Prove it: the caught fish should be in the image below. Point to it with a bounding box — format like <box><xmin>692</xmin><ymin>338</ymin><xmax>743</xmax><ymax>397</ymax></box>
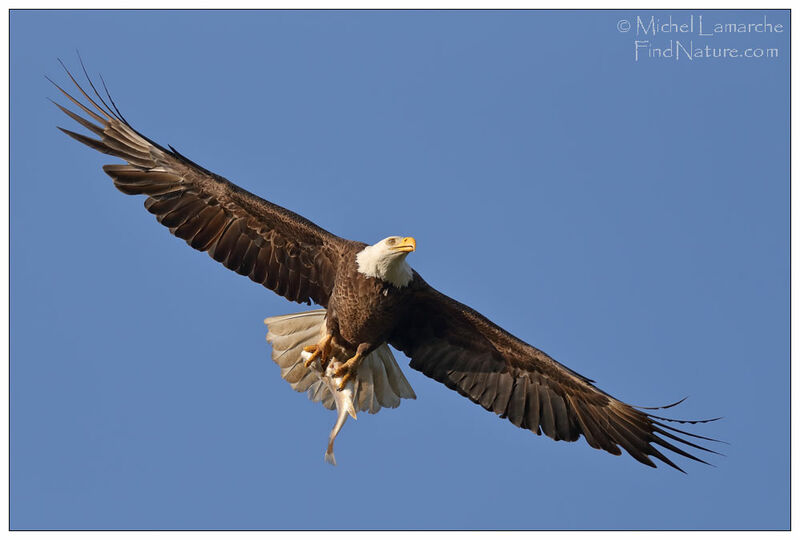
<box><xmin>300</xmin><ymin>350</ymin><xmax>357</xmax><ymax>466</ymax></box>
<box><xmin>322</xmin><ymin>359</ymin><xmax>358</xmax><ymax>466</ymax></box>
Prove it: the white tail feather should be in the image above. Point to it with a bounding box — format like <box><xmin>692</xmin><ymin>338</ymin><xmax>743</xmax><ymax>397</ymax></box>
<box><xmin>265</xmin><ymin>310</ymin><xmax>416</xmax><ymax>412</ymax></box>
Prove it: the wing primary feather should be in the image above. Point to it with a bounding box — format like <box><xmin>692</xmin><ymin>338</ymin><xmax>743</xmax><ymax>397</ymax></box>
<box><xmin>648</xmin><ymin>431</ymin><xmax>712</xmax><ymax>468</ymax></box>
<box><xmin>644</xmin><ymin>447</ymin><xmax>685</xmax><ymax>473</ymax></box>
<box><xmin>57</xmin><ymin>127</ymin><xmax>110</xmax><ymax>155</ymax></box>
<box><xmin>100</xmin><ymin>136</ymin><xmax>151</xmax><ymax>162</ymax></box>
<box><xmin>50</xmin><ymin>100</ymin><xmax>105</xmax><ymax>136</ymax></box>
<box><xmin>650</xmin><ymin>425</ymin><xmax>723</xmax><ymax>456</ymax></box>
<box><xmin>598</xmin><ymin>423</ymin><xmax>636</xmax><ymax>458</ymax></box>
<box><xmin>99</xmin><ymin>72</ymin><xmax>129</xmax><ymax>124</ymax></box>
<box><xmin>650</xmin><ymin>419</ymin><xmax>725</xmax><ymax>443</ymax></box>
<box><xmin>633</xmin><ymin>396</ymin><xmax>689</xmax><ymax>410</ymax></box>
<box><xmin>604</xmin><ymin>420</ymin><xmax>660</xmax><ymax>465</ymax></box>
<box><xmin>76</xmin><ymin>51</ymin><xmax>119</xmax><ymax>121</ymax></box>
<box><xmin>47</xmin><ymin>75</ymin><xmax>107</xmax><ymax>125</ymax></box>
<box><xmin>582</xmin><ymin>404</ymin><xmax>621</xmax><ymax>453</ymax></box>
<box><xmin>647</xmin><ymin>414</ymin><xmax>723</xmax><ymax>425</ymax></box>
<box><xmin>614</xmin><ymin>410</ymin><xmax>713</xmax><ymax>467</ymax></box>
<box><xmin>567</xmin><ymin>400</ymin><xmax>605</xmax><ymax>450</ymax></box>
<box><xmin>57</xmin><ymin>58</ymin><xmax>113</xmax><ymax>122</ymax></box>
<box><xmin>105</xmin><ymin>123</ymin><xmax>150</xmax><ymax>152</ymax></box>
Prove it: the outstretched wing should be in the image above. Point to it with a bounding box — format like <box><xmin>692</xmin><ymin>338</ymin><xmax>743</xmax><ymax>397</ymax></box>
<box><xmin>51</xmin><ymin>62</ymin><xmax>352</xmax><ymax>307</ymax></box>
<box><xmin>390</xmin><ymin>278</ymin><xmax>720</xmax><ymax>472</ymax></box>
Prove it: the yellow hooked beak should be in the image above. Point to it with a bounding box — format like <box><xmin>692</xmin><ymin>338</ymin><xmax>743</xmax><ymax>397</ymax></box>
<box><xmin>392</xmin><ymin>237</ymin><xmax>416</xmax><ymax>253</ymax></box>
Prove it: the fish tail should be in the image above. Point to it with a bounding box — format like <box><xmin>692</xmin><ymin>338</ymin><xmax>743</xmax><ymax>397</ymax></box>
<box><xmin>324</xmin><ymin>440</ymin><xmax>337</xmax><ymax>466</ymax></box>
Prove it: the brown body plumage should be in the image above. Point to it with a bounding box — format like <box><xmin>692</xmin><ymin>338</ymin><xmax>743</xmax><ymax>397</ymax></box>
<box><xmin>51</xmin><ymin>60</ymin><xmax>721</xmax><ymax>472</ymax></box>
<box><xmin>328</xmin><ymin>249</ymin><xmax>414</xmax><ymax>352</ymax></box>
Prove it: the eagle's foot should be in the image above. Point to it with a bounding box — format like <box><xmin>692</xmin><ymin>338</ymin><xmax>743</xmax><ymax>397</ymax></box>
<box><xmin>334</xmin><ymin>352</ymin><xmax>364</xmax><ymax>391</ymax></box>
<box><xmin>303</xmin><ymin>334</ymin><xmax>333</xmax><ymax>370</ymax></box>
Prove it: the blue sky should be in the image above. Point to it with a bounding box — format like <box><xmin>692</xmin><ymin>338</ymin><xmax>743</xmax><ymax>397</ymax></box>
<box><xmin>11</xmin><ymin>10</ymin><xmax>789</xmax><ymax>530</ymax></box>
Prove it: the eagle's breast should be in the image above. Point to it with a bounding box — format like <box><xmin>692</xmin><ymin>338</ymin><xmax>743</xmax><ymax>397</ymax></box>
<box><xmin>327</xmin><ymin>252</ymin><xmax>413</xmax><ymax>350</ymax></box>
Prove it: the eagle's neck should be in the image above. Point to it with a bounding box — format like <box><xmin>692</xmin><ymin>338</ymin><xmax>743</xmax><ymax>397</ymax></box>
<box><xmin>355</xmin><ymin>245</ymin><xmax>413</xmax><ymax>288</ymax></box>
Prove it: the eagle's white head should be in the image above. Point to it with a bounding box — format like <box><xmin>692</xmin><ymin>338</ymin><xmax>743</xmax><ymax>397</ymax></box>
<box><xmin>356</xmin><ymin>236</ymin><xmax>416</xmax><ymax>288</ymax></box>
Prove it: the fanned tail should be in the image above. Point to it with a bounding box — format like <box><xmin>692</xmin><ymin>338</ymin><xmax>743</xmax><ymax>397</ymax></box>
<box><xmin>264</xmin><ymin>310</ymin><xmax>416</xmax><ymax>412</ymax></box>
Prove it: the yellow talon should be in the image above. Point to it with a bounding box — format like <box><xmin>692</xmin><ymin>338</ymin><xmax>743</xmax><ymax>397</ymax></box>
<box><xmin>337</xmin><ymin>372</ymin><xmax>352</xmax><ymax>391</ymax></box>
<box><xmin>334</xmin><ymin>352</ymin><xmax>363</xmax><ymax>391</ymax></box>
<box><xmin>303</xmin><ymin>346</ymin><xmax>321</xmax><ymax>368</ymax></box>
<box><xmin>303</xmin><ymin>334</ymin><xmax>333</xmax><ymax>369</ymax></box>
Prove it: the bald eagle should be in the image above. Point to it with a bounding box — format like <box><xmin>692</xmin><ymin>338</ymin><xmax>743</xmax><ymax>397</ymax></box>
<box><xmin>51</xmin><ymin>61</ymin><xmax>720</xmax><ymax>472</ymax></box>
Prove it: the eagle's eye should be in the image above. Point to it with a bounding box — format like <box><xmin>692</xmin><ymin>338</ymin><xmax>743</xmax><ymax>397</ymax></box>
<box><xmin>386</xmin><ymin>238</ymin><xmax>397</xmax><ymax>246</ymax></box>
